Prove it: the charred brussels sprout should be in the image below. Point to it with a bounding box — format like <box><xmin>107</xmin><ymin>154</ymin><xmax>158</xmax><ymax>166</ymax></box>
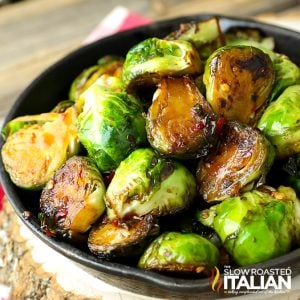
<box><xmin>122</xmin><ymin>38</ymin><xmax>203</xmax><ymax>91</ymax></box>
<box><xmin>1</xmin><ymin>107</ymin><xmax>79</xmax><ymax>190</ymax></box>
<box><xmin>258</xmin><ymin>85</ymin><xmax>300</xmax><ymax>158</ymax></box>
<box><xmin>270</xmin><ymin>54</ymin><xmax>300</xmax><ymax>101</ymax></box>
<box><xmin>40</xmin><ymin>156</ymin><xmax>106</xmax><ymax>239</ymax></box>
<box><xmin>88</xmin><ymin>215</ymin><xmax>159</xmax><ymax>258</ymax></box>
<box><xmin>105</xmin><ymin>148</ymin><xmax>196</xmax><ymax>219</ymax></box>
<box><xmin>77</xmin><ymin>85</ymin><xmax>147</xmax><ymax>172</ymax></box>
<box><xmin>197</xmin><ymin>121</ymin><xmax>274</xmax><ymax>202</ymax></box>
<box><xmin>138</xmin><ymin>232</ymin><xmax>219</xmax><ymax>274</ymax></box>
<box><xmin>146</xmin><ymin>76</ymin><xmax>217</xmax><ymax>158</ymax></box>
<box><xmin>198</xmin><ymin>186</ymin><xmax>300</xmax><ymax>266</ymax></box>
<box><xmin>69</xmin><ymin>55</ymin><xmax>123</xmax><ymax>102</ymax></box>
<box><xmin>166</xmin><ymin>17</ymin><xmax>224</xmax><ymax>60</ymax></box>
<box><xmin>204</xmin><ymin>45</ymin><xmax>275</xmax><ymax>125</ymax></box>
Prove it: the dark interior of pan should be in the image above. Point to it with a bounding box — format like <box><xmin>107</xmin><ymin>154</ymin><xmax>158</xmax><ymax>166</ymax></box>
<box><xmin>0</xmin><ymin>14</ymin><xmax>300</xmax><ymax>296</ymax></box>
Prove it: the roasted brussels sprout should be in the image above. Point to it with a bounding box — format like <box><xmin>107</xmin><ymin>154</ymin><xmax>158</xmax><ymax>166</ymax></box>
<box><xmin>225</xmin><ymin>27</ymin><xmax>275</xmax><ymax>51</ymax></box>
<box><xmin>105</xmin><ymin>148</ymin><xmax>196</xmax><ymax>220</ymax></box>
<box><xmin>204</xmin><ymin>45</ymin><xmax>275</xmax><ymax>125</ymax></box>
<box><xmin>88</xmin><ymin>214</ymin><xmax>159</xmax><ymax>258</ymax></box>
<box><xmin>270</xmin><ymin>54</ymin><xmax>300</xmax><ymax>101</ymax></box>
<box><xmin>258</xmin><ymin>85</ymin><xmax>300</xmax><ymax>158</ymax></box>
<box><xmin>197</xmin><ymin>121</ymin><xmax>274</xmax><ymax>202</ymax></box>
<box><xmin>40</xmin><ymin>156</ymin><xmax>106</xmax><ymax>239</ymax></box>
<box><xmin>1</xmin><ymin>112</ymin><xmax>60</xmax><ymax>140</ymax></box>
<box><xmin>138</xmin><ymin>232</ymin><xmax>219</xmax><ymax>274</ymax></box>
<box><xmin>166</xmin><ymin>17</ymin><xmax>224</xmax><ymax>60</ymax></box>
<box><xmin>198</xmin><ymin>186</ymin><xmax>300</xmax><ymax>266</ymax></box>
<box><xmin>77</xmin><ymin>85</ymin><xmax>147</xmax><ymax>172</ymax></box>
<box><xmin>1</xmin><ymin>107</ymin><xmax>79</xmax><ymax>189</ymax></box>
<box><xmin>69</xmin><ymin>55</ymin><xmax>124</xmax><ymax>102</ymax></box>
<box><xmin>146</xmin><ymin>76</ymin><xmax>217</xmax><ymax>158</ymax></box>
<box><xmin>122</xmin><ymin>37</ymin><xmax>203</xmax><ymax>90</ymax></box>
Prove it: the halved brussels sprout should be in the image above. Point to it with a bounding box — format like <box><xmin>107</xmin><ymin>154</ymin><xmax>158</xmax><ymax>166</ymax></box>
<box><xmin>77</xmin><ymin>85</ymin><xmax>147</xmax><ymax>172</ymax></box>
<box><xmin>105</xmin><ymin>148</ymin><xmax>196</xmax><ymax>220</ymax></box>
<box><xmin>225</xmin><ymin>27</ymin><xmax>275</xmax><ymax>51</ymax></box>
<box><xmin>1</xmin><ymin>112</ymin><xmax>60</xmax><ymax>140</ymax></box>
<box><xmin>166</xmin><ymin>17</ymin><xmax>224</xmax><ymax>60</ymax></box>
<box><xmin>270</xmin><ymin>54</ymin><xmax>300</xmax><ymax>101</ymax></box>
<box><xmin>138</xmin><ymin>232</ymin><xmax>219</xmax><ymax>274</ymax></box>
<box><xmin>258</xmin><ymin>85</ymin><xmax>300</xmax><ymax>158</ymax></box>
<box><xmin>122</xmin><ymin>37</ymin><xmax>203</xmax><ymax>91</ymax></box>
<box><xmin>146</xmin><ymin>76</ymin><xmax>217</xmax><ymax>158</ymax></box>
<box><xmin>204</xmin><ymin>45</ymin><xmax>275</xmax><ymax>125</ymax></box>
<box><xmin>198</xmin><ymin>186</ymin><xmax>300</xmax><ymax>266</ymax></box>
<box><xmin>197</xmin><ymin>121</ymin><xmax>274</xmax><ymax>202</ymax></box>
<box><xmin>1</xmin><ymin>107</ymin><xmax>79</xmax><ymax>189</ymax></box>
<box><xmin>88</xmin><ymin>214</ymin><xmax>159</xmax><ymax>258</ymax></box>
<box><xmin>40</xmin><ymin>156</ymin><xmax>106</xmax><ymax>239</ymax></box>
<box><xmin>69</xmin><ymin>55</ymin><xmax>124</xmax><ymax>102</ymax></box>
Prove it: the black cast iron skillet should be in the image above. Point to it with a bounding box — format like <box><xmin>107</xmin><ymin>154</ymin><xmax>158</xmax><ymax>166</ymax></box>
<box><xmin>1</xmin><ymin>14</ymin><xmax>300</xmax><ymax>297</ymax></box>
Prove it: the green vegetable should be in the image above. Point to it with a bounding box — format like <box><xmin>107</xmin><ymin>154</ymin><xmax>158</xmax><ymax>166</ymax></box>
<box><xmin>271</xmin><ymin>54</ymin><xmax>300</xmax><ymax>101</ymax></box>
<box><xmin>69</xmin><ymin>55</ymin><xmax>124</xmax><ymax>102</ymax></box>
<box><xmin>2</xmin><ymin>114</ymin><xmax>55</xmax><ymax>140</ymax></box>
<box><xmin>105</xmin><ymin>148</ymin><xmax>196</xmax><ymax>219</ymax></box>
<box><xmin>146</xmin><ymin>76</ymin><xmax>217</xmax><ymax>158</ymax></box>
<box><xmin>122</xmin><ymin>37</ymin><xmax>203</xmax><ymax>90</ymax></box>
<box><xmin>204</xmin><ymin>45</ymin><xmax>275</xmax><ymax>125</ymax></box>
<box><xmin>166</xmin><ymin>17</ymin><xmax>225</xmax><ymax>60</ymax></box>
<box><xmin>1</xmin><ymin>107</ymin><xmax>79</xmax><ymax>189</ymax></box>
<box><xmin>77</xmin><ymin>84</ymin><xmax>147</xmax><ymax>172</ymax></box>
<box><xmin>225</xmin><ymin>27</ymin><xmax>275</xmax><ymax>51</ymax></box>
<box><xmin>138</xmin><ymin>232</ymin><xmax>219</xmax><ymax>274</ymax></box>
<box><xmin>258</xmin><ymin>85</ymin><xmax>300</xmax><ymax>158</ymax></box>
<box><xmin>198</xmin><ymin>186</ymin><xmax>300</xmax><ymax>266</ymax></box>
<box><xmin>197</xmin><ymin>121</ymin><xmax>274</xmax><ymax>202</ymax></box>
<box><xmin>88</xmin><ymin>214</ymin><xmax>159</xmax><ymax>258</ymax></box>
<box><xmin>40</xmin><ymin>156</ymin><xmax>106</xmax><ymax>239</ymax></box>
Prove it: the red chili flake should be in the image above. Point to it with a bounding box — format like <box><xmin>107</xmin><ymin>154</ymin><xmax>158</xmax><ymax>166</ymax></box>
<box><xmin>112</xmin><ymin>218</ymin><xmax>123</xmax><ymax>227</ymax></box>
<box><xmin>216</xmin><ymin>117</ymin><xmax>226</xmax><ymax>135</ymax></box>
<box><xmin>192</xmin><ymin>121</ymin><xmax>206</xmax><ymax>132</ymax></box>
<box><xmin>54</xmin><ymin>208</ymin><xmax>68</xmax><ymax>223</ymax></box>
<box><xmin>41</xmin><ymin>226</ymin><xmax>56</xmax><ymax>238</ymax></box>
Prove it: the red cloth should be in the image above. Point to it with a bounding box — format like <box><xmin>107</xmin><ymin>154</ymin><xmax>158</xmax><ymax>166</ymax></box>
<box><xmin>118</xmin><ymin>12</ymin><xmax>151</xmax><ymax>31</ymax></box>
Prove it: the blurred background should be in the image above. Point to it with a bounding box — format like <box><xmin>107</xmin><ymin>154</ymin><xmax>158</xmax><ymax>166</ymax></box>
<box><xmin>0</xmin><ymin>0</ymin><xmax>300</xmax><ymax>120</ymax></box>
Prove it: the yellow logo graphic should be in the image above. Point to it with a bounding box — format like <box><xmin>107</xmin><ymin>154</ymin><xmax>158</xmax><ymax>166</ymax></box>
<box><xmin>209</xmin><ymin>266</ymin><xmax>223</xmax><ymax>293</ymax></box>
